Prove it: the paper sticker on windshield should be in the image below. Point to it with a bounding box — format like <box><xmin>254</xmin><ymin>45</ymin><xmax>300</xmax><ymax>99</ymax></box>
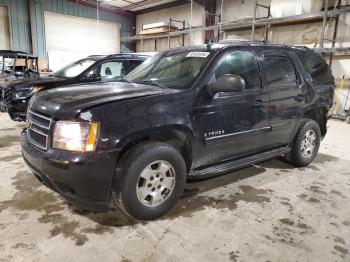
<box><xmin>186</xmin><ymin>52</ymin><xmax>210</xmax><ymax>58</ymax></box>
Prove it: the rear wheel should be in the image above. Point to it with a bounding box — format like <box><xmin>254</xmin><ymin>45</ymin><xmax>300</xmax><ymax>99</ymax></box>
<box><xmin>112</xmin><ymin>142</ymin><xmax>186</xmax><ymax>220</ymax></box>
<box><xmin>287</xmin><ymin>119</ymin><xmax>321</xmax><ymax>167</ymax></box>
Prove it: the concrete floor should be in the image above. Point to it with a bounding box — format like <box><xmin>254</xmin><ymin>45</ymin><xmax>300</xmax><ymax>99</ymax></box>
<box><xmin>0</xmin><ymin>113</ymin><xmax>349</xmax><ymax>262</ymax></box>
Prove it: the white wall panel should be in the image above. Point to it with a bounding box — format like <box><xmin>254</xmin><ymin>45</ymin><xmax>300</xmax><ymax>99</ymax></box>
<box><xmin>44</xmin><ymin>12</ymin><xmax>120</xmax><ymax>71</ymax></box>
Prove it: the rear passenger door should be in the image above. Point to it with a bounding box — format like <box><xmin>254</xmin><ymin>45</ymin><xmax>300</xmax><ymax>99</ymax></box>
<box><xmin>261</xmin><ymin>53</ymin><xmax>304</xmax><ymax>147</ymax></box>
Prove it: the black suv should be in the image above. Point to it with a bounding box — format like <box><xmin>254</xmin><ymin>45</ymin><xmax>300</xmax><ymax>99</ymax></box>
<box><xmin>1</xmin><ymin>53</ymin><xmax>151</xmax><ymax>121</ymax></box>
<box><xmin>21</xmin><ymin>42</ymin><xmax>335</xmax><ymax>220</ymax></box>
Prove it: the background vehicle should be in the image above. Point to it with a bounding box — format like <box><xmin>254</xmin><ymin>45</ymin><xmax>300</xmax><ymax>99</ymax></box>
<box><xmin>0</xmin><ymin>50</ymin><xmax>39</xmax><ymax>83</ymax></box>
<box><xmin>21</xmin><ymin>42</ymin><xmax>335</xmax><ymax>220</ymax></box>
<box><xmin>0</xmin><ymin>53</ymin><xmax>152</xmax><ymax>121</ymax></box>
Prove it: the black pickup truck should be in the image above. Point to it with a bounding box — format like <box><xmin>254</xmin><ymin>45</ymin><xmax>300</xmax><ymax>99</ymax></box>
<box><xmin>21</xmin><ymin>42</ymin><xmax>334</xmax><ymax>220</ymax></box>
<box><xmin>1</xmin><ymin>53</ymin><xmax>151</xmax><ymax>121</ymax></box>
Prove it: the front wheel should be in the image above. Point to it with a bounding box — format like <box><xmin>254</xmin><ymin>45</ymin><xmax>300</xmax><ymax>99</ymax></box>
<box><xmin>288</xmin><ymin>119</ymin><xmax>321</xmax><ymax>167</ymax></box>
<box><xmin>112</xmin><ymin>142</ymin><xmax>186</xmax><ymax>220</ymax></box>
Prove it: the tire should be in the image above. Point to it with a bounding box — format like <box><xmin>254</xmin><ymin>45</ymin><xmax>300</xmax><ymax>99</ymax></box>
<box><xmin>288</xmin><ymin>119</ymin><xmax>321</xmax><ymax>167</ymax></box>
<box><xmin>112</xmin><ymin>142</ymin><xmax>186</xmax><ymax>220</ymax></box>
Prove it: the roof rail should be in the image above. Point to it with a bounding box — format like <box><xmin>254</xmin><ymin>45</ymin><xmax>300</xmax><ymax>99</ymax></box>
<box><xmin>218</xmin><ymin>39</ymin><xmax>271</xmax><ymax>46</ymax></box>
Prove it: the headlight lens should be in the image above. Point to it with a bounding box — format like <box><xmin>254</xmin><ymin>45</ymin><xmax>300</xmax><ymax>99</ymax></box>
<box><xmin>14</xmin><ymin>91</ymin><xmax>28</xmax><ymax>99</ymax></box>
<box><xmin>29</xmin><ymin>86</ymin><xmax>44</xmax><ymax>95</ymax></box>
<box><xmin>14</xmin><ymin>86</ymin><xmax>44</xmax><ymax>99</ymax></box>
<box><xmin>52</xmin><ymin>121</ymin><xmax>99</xmax><ymax>152</ymax></box>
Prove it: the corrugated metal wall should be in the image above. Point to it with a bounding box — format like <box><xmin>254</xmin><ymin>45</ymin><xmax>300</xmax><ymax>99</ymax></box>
<box><xmin>0</xmin><ymin>0</ymin><xmax>133</xmax><ymax>57</ymax></box>
<box><xmin>0</xmin><ymin>0</ymin><xmax>32</xmax><ymax>53</ymax></box>
<box><xmin>31</xmin><ymin>0</ymin><xmax>134</xmax><ymax>58</ymax></box>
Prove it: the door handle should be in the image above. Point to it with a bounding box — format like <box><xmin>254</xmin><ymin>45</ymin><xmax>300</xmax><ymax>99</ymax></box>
<box><xmin>254</xmin><ymin>99</ymin><xmax>264</xmax><ymax>109</ymax></box>
<box><xmin>294</xmin><ymin>94</ymin><xmax>304</xmax><ymax>102</ymax></box>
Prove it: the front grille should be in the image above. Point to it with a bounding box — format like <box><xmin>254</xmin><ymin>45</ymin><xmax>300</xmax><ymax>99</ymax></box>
<box><xmin>27</xmin><ymin>110</ymin><xmax>52</xmax><ymax>150</ymax></box>
<box><xmin>2</xmin><ymin>87</ymin><xmax>12</xmax><ymax>103</ymax></box>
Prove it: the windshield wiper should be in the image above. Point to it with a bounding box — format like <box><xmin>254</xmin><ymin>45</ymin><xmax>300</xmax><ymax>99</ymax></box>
<box><xmin>138</xmin><ymin>79</ymin><xmax>166</xmax><ymax>89</ymax></box>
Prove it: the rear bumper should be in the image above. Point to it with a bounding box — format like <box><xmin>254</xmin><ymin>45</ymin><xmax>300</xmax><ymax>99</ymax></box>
<box><xmin>21</xmin><ymin>129</ymin><xmax>120</xmax><ymax>212</ymax></box>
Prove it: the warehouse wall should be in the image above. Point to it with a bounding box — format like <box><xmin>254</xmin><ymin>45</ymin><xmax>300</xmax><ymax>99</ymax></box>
<box><xmin>31</xmin><ymin>0</ymin><xmax>134</xmax><ymax>59</ymax></box>
<box><xmin>0</xmin><ymin>0</ymin><xmax>133</xmax><ymax>59</ymax></box>
<box><xmin>135</xmin><ymin>2</ymin><xmax>205</xmax><ymax>52</ymax></box>
<box><xmin>0</xmin><ymin>0</ymin><xmax>31</xmax><ymax>53</ymax></box>
<box><xmin>217</xmin><ymin>0</ymin><xmax>350</xmax><ymax>116</ymax></box>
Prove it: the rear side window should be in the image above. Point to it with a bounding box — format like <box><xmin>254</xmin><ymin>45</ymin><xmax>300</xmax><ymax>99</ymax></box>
<box><xmin>263</xmin><ymin>56</ymin><xmax>297</xmax><ymax>89</ymax></box>
<box><xmin>214</xmin><ymin>51</ymin><xmax>260</xmax><ymax>90</ymax></box>
<box><xmin>296</xmin><ymin>50</ymin><xmax>333</xmax><ymax>84</ymax></box>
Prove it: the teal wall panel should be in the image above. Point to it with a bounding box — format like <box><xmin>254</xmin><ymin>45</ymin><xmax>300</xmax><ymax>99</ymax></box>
<box><xmin>0</xmin><ymin>0</ymin><xmax>134</xmax><ymax>58</ymax></box>
<box><xmin>0</xmin><ymin>0</ymin><xmax>32</xmax><ymax>53</ymax></box>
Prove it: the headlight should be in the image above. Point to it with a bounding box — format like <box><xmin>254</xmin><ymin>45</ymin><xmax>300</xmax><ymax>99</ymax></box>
<box><xmin>14</xmin><ymin>91</ymin><xmax>28</xmax><ymax>99</ymax></box>
<box><xmin>14</xmin><ymin>86</ymin><xmax>44</xmax><ymax>99</ymax></box>
<box><xmin>52</xmin><ymin>121</ymin><xmax>99</xmax><ymax>152</ymax></box>
<box><xmin>28</xmin><ymin>86</ymin><xmax>44</xmax><ymax>96</ymax></box>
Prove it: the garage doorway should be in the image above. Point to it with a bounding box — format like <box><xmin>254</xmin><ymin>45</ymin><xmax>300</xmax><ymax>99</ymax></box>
<box><xmin>44</xmin><ymin>12</ymin><xmax>120</xmax><ymax>71</ymax></box>
<box><xmin>0</xmin><ymin>5</ymin><xmax>11</xmax><ymax>50</ymax></box>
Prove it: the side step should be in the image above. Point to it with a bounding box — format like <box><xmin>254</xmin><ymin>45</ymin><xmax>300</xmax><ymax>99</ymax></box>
<box><xmin>188</xmin><ymin>147</ymin><xmax>291</xmax><ymax>179</ymax></box>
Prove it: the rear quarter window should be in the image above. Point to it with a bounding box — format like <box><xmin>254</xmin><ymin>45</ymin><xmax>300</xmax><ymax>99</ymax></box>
<box><xmin>296</xmin><ymin>50</ymin><xmax>334</xmax><ymax>85</ymax></box>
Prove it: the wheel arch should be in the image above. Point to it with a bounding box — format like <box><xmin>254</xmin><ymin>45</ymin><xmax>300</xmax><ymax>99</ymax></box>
<box><xmin>302</xmin><ymin>106</ymin><xmax>328</xmax><ymax>138</ymax></box>
<box><xmin>117</xmin><ymin>125</ymin><xmax>195</xmax><ymax>171</ymax></box>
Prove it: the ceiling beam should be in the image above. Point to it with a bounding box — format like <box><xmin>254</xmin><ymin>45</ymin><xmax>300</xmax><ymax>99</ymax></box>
<box><xmin>66</xmin><ymin>0</ymin><xmax>133</xmax><ymax>18</ymax></box>
<box><xmin>123</xmin><ymin>0</ymin><xmax>172</xmax><ymax>11</ymax></box>
<box><xmin>134</xmin><ymin>0</ymin><xmax>189</xmax><ymax>14</ymax></box>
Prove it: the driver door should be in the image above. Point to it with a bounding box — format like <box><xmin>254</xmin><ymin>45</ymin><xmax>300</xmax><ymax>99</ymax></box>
<box><xmin>194</xmin><ymin>51</ymin><xmax>269</xmax><ymax>166</ymax></box>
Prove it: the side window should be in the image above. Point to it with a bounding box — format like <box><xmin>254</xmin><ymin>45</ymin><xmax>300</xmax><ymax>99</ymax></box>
<box><xmin>213</xmin><ymin>51</ymin><xmax>260</xmax><ymax>90</ymax></box>
<box><xmin>100</xmin><ymin>61</ymin><xmax>126</xmax><ymax>80</ymax></box>
<box><xmin>263</xmin><ymin>56</ymin><xmax>297</xmax><ymax>89</ymax></box>
<box><xmin>296</xmin><ymin>51</ymin><xmax>333</xmax><ymax>84</ymax></box>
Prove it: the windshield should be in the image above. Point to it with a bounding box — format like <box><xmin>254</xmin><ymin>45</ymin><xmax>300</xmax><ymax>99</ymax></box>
<box><xmin>52</xmin><ymin>59</ymin><xmax>95</xmax><ymax>78</ymax></box>
<box><xmin>124</xmin><ymin>50</ymin><xmax>214</xmax><ymax>89</ymax></box>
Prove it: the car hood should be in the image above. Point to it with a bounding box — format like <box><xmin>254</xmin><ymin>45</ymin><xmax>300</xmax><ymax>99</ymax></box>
<box><xmin>29</xmin><ymin>81</ymin><xmax>178</xmax><ymax>119</ymax></box>
<box><xmin>7</xmin><ymin>76</ymin><xmax>67</xmax><ymax>89</ymax></box>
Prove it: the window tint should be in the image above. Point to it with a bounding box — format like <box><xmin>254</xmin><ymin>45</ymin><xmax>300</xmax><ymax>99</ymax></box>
<box><xmin>213</xmin><ymin>51</ymin><xmax>260</xmax><ymax>90</ymax></box>
<box><xmin>263</xmin><ymin>56</ymin><xmax>297</xmax><ymax>89</ymax></box>
<box><xmin>296</xmin><ymin>50</ymin><xmax>333</xmax><ymax>84</ymax></box>
<box><xmin>129</xmin><ymin>60</ymin><xmax>143</xmax><ymax>72</ymax></box>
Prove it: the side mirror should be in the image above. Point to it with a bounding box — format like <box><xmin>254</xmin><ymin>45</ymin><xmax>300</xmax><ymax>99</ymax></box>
<box><xmin>85</xmin><ymin>73</ymin><xmax>101</xmax><ymax>81</ymax></box>
<box><xmin>208</xmin><ymin>74</ymin><xmax>245</xmax><ymax>96</ymax></box>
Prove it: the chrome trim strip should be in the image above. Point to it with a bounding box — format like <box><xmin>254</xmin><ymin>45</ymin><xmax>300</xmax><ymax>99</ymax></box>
<box><xmin>27</xmin><ymin>129</ymin><xmax>48</xmax><ymax>150</ymax></box>
<box><xmin>28</xmin><ymin>109</ymin><xmax>51</xmax><ymax>121</ymax></box>
<box><xmin>30</xmin><ymin>126</ymin><xmax>48</xmax><ymax>137</ymax></box>
<box><xmin>27</xmin><ymin>109</ymin><xmax>52</xmax><ymax>150</ymax></box>
<box><xmin>205</xmin><ymin>126</ymin><xmax>271</xmax><ymax>141</ymax></box>
<box><xmin>27</xmin><ymin>114</ymin><xmax>50</xmax><ymax>130</ymax></box>
<box><xmin>271</xmin><ymin>122</ymin><xmax>289</xmax><ymax>129</ymax></box>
